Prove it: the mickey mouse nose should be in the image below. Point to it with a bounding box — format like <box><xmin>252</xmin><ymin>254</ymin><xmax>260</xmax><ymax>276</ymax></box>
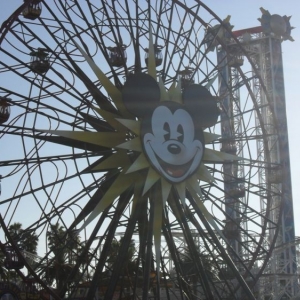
<box><xmin>168</xmin><ymin>144</ymin><xmax>181</xmax><ymax>154</ymax></box>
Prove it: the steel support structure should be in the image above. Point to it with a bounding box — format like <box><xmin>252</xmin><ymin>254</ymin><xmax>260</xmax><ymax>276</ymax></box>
<box><xmin>218</xmin><ymin>47</ymin><xmax>244</xmax><ymax>299</ymax></box>
<box><xmin>220</xmin><ymin>27</ymin><xmax>298</xmax><ymax>299</ymax></box>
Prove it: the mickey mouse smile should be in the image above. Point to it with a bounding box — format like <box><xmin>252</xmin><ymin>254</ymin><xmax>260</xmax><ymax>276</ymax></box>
<box><xmin>144</xmin><ymin>139</ymin><xmax>203</xmax><ymax>182</ymax></box>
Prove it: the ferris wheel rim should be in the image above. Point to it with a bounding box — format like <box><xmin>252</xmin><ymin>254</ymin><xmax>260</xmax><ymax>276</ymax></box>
<box><xmin>0</xmin><ymin>1</ymin><xmax>287</xmax><ymax>299</ymax></box>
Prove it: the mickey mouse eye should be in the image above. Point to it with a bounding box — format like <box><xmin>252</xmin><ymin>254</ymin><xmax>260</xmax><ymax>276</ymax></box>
<box><xmin>177</xmin><ymin>124</ymin><xmax>184</xmax><ymax>143</ymax></box>
<box><xmin>163</xmin><ymin>122</ymin><xmax>170</xmax><ymax>141</ymax></box>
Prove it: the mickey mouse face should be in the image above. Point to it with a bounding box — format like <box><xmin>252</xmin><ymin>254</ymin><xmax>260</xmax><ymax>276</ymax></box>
<box><xmin>142</xmin><ymin>102</ymin><xmax>204</xmax><ymax>183</ymax></box>
<box><xmin>122</xmin><ymin>73</ymin><xmax>219</xmax><ymax>184</ymax></box>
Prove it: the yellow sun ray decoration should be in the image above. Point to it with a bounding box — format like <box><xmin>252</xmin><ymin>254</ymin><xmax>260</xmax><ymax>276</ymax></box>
<box><xmin>43</xmin><ymin>34</ymin><xmax>242</xmax><ymax>279</ymax></box>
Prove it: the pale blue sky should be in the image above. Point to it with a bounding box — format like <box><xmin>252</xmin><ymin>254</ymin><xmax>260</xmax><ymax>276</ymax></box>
<box><xmin>1</xmin><ymin>1</ymin><xmax>299</xmax><ymax>237</ymax></box>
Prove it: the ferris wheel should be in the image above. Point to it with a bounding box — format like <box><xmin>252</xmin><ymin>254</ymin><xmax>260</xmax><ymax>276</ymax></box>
<box><xmin>0</xmin><ymin>1</ymin><xmax>291</xmax><ymax>299</ymax></box>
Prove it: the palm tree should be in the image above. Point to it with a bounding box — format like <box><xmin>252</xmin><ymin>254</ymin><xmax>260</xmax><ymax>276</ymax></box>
<box><xmin>21</xmin><ymin>230</ymin><xmax>39</xmax><ymax>254</ymax></box>
<box><xmin>107</xmin><ymin>237</ymin><xmax>136</xmax><ymax>276</ymax></box>
<box><xmin>177</xmin><ymin>246</ymin><xmax>219</xmax><ymax>299</ymax></box>
<box><xmin>45</xmin><ymin>223</ymin><xmax>81</xmax><ymax>296</ymax></box>
<box><xmin>8</xmin><ymin>222</ymin><xmax>38</xmax><ymax>254</ymax></box>
<box><xmin>66</xmin><ymin>229</ymin><xmax>81</xmax><ymax>265</ymax></box>
<box><xmin>106</xmin><ymin>237</ymin><xmax>137</xmax><ymax>296</ymax></box>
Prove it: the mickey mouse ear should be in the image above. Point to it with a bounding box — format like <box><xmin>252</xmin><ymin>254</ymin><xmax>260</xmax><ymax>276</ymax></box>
<box><xmin>122</xmin><ymin>73</ymin><xmax>160</xmax><ymax>117</ymax></box>
<box><xmin>183</xmin><ymin>84</ymin><xmax>219</xmax><ymax>128</ymax></box>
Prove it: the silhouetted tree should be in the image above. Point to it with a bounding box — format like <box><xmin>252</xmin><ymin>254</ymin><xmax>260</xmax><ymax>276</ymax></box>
<box><xmin>106</xmin><ymin>237</ymin><xmax>137</xmax><ymax>296</ymax></box>
<box><xmin>8</xmin><ymin>222</ymin><xmax>38</xmax><ymax>254</ymax></box>
<box><xmin>45</xmin><ymin>223</ymin><xmax>81</xmax><ymax>295</ymax></box>
<box><xmin>178</xmin><ymin>246</ymin><xmax>219</xmax><ymax>299</ymax></box>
